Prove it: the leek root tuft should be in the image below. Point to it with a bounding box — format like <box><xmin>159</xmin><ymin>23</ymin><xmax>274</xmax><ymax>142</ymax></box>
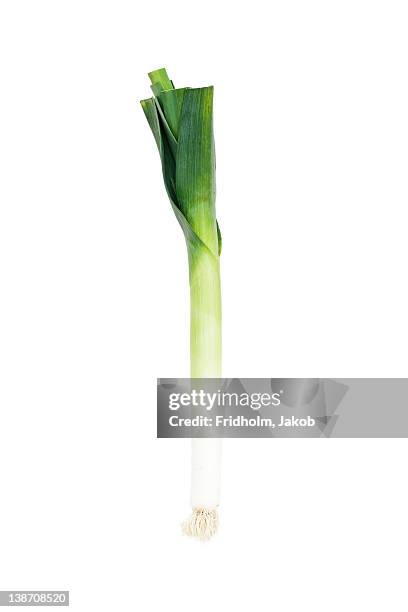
<box><xmin>182</xmin><ymin>508</ymin><xmax>219</xmax><ymax>542</ymax></box>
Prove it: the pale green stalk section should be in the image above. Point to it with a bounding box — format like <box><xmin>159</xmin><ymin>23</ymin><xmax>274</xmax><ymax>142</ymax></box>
<box><xmin>190</xmin><ymin>250</ymin><xmax>221</xmax><ymax>378</ymax></box>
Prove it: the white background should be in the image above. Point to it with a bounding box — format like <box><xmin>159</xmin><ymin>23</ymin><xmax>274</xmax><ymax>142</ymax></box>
<box><xmin>0</xmin><ymin>1</ymin><xmax>407</xmax><ymax>610</ymax></box>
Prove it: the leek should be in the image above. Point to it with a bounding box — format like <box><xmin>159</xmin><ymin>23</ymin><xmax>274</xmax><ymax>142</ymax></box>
<box><xmin>141</xmin><ymin>68</ymin><xmax>222</xmax><ymax>540</ymax></box>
